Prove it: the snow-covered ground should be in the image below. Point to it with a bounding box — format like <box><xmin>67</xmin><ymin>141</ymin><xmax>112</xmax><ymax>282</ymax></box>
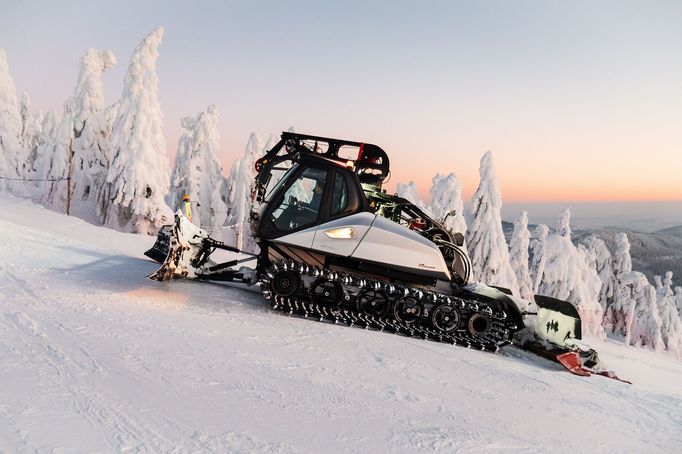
<box><xmin>2</xmin><ymin>197</ymin><xmax>681</xmax><ymax>453</ymax></box>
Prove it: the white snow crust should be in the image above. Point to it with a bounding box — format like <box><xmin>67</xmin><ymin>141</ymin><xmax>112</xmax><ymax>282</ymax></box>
<box><xmin>1</xmin><ymin>196</ymin><xmax>681</xmax><ymax>453</ymax></box>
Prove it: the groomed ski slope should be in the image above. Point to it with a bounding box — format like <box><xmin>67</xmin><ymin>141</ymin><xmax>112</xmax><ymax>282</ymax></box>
<box><xmin>1</xmin><ymin>197</ymin><xmax>681</xmax><ymax>453</ymax></box>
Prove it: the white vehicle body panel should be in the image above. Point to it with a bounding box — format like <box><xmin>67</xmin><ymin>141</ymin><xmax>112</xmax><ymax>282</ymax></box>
<box><xmin>274</xmin><ymin>212</ymin><xmax>450</xmax><ymax>280</ymax></box>
<box><xmin>274</xmin><ymin>224</ymin><xmax>318</xmax><ymax>249</ymax></box>
<box><xmin>351</xmin><ymin>216</ymin><xmax>451</xmax><ymax>279</ymax></box>
<box><xmin>311</xmin><ymin>212</ymin><xmax>375</xmax><ymax>257</ymax></box>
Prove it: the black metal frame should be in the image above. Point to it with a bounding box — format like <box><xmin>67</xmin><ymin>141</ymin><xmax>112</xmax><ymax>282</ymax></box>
<box><xmin>254</xmin><ymin>132</ymin><xmax>390</xmax><ymax>202</ymax></box>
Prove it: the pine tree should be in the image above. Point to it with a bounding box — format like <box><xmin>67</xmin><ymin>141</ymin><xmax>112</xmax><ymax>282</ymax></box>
<box><xmin>466</xmin><ymin>151</ymin><xmax>519</xmax><ymax>294</ymax></box>
<box><xmin>623</xmin><ymin>271</ymin><xmax>664</xmax><ymax>351</ymax></box>
<box><xmin>70</xmin><ymin>48</ymin><xmax>117</xmax><ymax>219</ymax></box>
<box><xmin>428</xmin><ymin>173</ymin><xmax>467</xmax><ymax>236</ymax></box>
<box><xmin>529</xmin><ymin>224</ymin><xmax>549</xmax><ymax>294</ymax></box>
<box><xmin>604</xmin><ymin>233</ymin><xmax>635</xmax><ymax>337</ymax></box>
<box><xmin>19</xmin><ymin>92</ymin><xmax>43</xmax><ymax>179</ymax></box>
<box><xmin>612</xmin><ymin>232</ymin><xmax>632</xmax><ymax>276</ymax></box>
<box><xmin>583</xmin><ymin>234</ymin><xmax>616</xmax><ymax>313</ymax></box>
<box><xmin>396</xmin><ymin>181</ymin><xmax>429</xmax><ymax>212</ymax></box>
<box><xmin>98</xmin><ymin>28</ymin><xmax>172</xmax><ymax>234</ymax></box>
<box><xmin>226</xmin><ymin>132</ymin><xmax>263</xmax><ymax>252</ymax></box>
<box><xmin>536</xmin><ymin>209</ymin><xmax>604</xmax><ymax>336</ymax></box>
<box><xmin>32</xmin><ymin>109</ymin><xmax>58</xmax><ymax>190</ymax></box>
<box><xmin>675</xmin><ymin>286</ymin><xmax>682</xmax><ymax>314</ymax></box>
<box><xmin>168</xmin><ymin>104</ymin><xmax>228</xmax><ymax>229</ymax></box>
<box><xmin>41</xmin><ymin>101</ymin><xmax>75</xmax><ymax>212</ymax></box>
<box><xmin>657</xmin><ymin>272</ymin><xmax>682</xmax><ymax>357</ymax></box>
<box><xmin>509</xmin><ymin>211</ymin><xmax>533</xmax><ymax>301</ymax></box>
<box><xmin>0</xmin><ymin>49</ymin><xmax>23</xmax><ymax>193</ymax></box>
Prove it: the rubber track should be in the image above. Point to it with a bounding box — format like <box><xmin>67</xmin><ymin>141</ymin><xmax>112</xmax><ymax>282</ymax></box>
<box><xmin>260</xmin><ymin>261</ymin><xmax>518</xmax><ymax>352</ymax></box>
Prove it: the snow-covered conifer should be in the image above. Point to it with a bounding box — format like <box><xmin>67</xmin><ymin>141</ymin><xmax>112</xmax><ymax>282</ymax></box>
<box><xmin>509</xmin><ymin>211</ymin><xmax>533</xmax><ymax>301</ymax></box>
<box><xmin>0</xmin><ymin>49</ymin><xmax>23</xmax><ymax>193</ymax></box>
<box><xmin>32</xmin><ymin>109</ymin><xmax>57</xmax><ymax>188</ymax></box>
<box><xmin>18</xmin><ymin>92</ymin><xmax>43</xmax><ymax>178</ymax></box>
<box><xmin>226</xmin><ymin>132</ymin><xmax>263</xmax><ymax>252</ymax></box>
<box><xmin>396</xmin><ymin>181</ymin><xmax>429</xmax><ymax>212</ymax></box>
<box><xmin>675</xmin><ymin>286</ymin><xmax>682</xmax><ymax>314</ymax></box>
<box><xmin>466</xmin><ymin>151</ymin><xmax>519</xmax><ymax>294</ymax></box>
<box><xmin>623</xmin><ymin>272</ymin><xmax>664</xmax><ymax>351</ymax></box>
<box><xmin>582</xmin><ymin>235</ymin><xmax>615</xmax><ymax>312</ymax></box>
<box><xmin>529</xmin><ymin>224</ymin><xmax>549</xmax><ymax>294</ymax></box>
<box><xmin>657</xmin><ymin>272</ymin><xmax>682</xmax><ymax>357</ymax></box>
<box><xmin>612</xmin><ymin>232</ymin><xmax>632</xmax><ymax>277</ymax></box>
<box><xmin>70</xmin><ymin>48</ymin><xmax>117</xmax><ymax>217</ymax></box>
<box><xmin>604</xmin><ymin>233</ymin><xmax>635</xmax><ymax>336</ymax></box>
<box><xmin>168</xmin><ymin>105</ymin><xmax>228</xmax><ymax>228</ymax></box>
<box><xmin>536</xmin><ymin>209</ymin><xmax>604</xmax><ymax>336</ymax></box>
<box><xmin>41</xmin><ymin>101</ymin><xmax>75</xmax><ymax>212</ymax></box>
<box><xmin>98</xmin><ymin>28</ymin><xmax>172</xmax><ymax>234</ymax></box>
<box><xmin>428</xmin><ymin>172</ymin><xmax>467</xmax><ymax>235</ymax></box>
<box><xmin>556</xmin><ymin>208</ymin><xmax>571</xmax><ymax>237</ymax></box>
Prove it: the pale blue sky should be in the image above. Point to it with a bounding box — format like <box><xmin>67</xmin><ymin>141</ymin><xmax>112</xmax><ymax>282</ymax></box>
<box><xmin>2</xmin><ymin>0</ymin><xmax>681</xmax><ymax>203</ymax></box>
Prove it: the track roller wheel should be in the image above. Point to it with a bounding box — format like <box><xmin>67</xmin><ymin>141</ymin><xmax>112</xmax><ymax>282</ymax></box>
<box><xmin>393</xmin><ymin>296</ymin><xmax>424</xmax><ymax>325</ymax></box>
<box><xmin>431</xmin><ymin>304</ymin><xmax>461</xmax><ymax>333</ymax></box>
<box><xmin>467</xmin><ymin>313</ymin><xmax>491</xmax><ymax>337</ymax></box>
<box><xmin>310</xmin><ymin>278</ymin><xmax>343</xmax><ymax>307</ymax></box>
<box><xmin>357</xmin><ymin>289</ymin><xmax>390</xmax><ymax>317</ymax></box>
<box><xmin>270</xmin><ymin>269</ymin><xmax>300</xmax><ymax>297</ymax></box>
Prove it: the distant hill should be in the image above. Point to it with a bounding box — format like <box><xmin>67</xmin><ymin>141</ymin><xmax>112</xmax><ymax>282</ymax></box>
<box><xmin>573</xmin><ymin>227</ymin><xmax>682</xmax><ymax>288</ymax></box>
<box><xmin>501</xmin><ymin>221</ymin><xmax>682</xmax><ymax>288</ymax></box>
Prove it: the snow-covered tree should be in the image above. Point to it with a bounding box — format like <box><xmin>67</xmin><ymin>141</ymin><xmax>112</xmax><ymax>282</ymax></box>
<box><xmin>466</xmin><ymin>151</ymin><xmax>519</xmax><ymax>294</ymax></box>
<box><xmin>529</xmin><ymin>224</ymin><xmax>549</xmax><ymax>294</ymax></box>
<box><xmin>535</xmin><ymin>209</ymin><xmax>604</xmax><ymax>337</ymax></box>
<box><xmin>656</xmin><ymin>272</ymin><xmax>682</xmax><ymax>357</ymax></box>
<box><xmin>168</xmin><ymin>104</ymin><xmax>228</xmax><ymax>228</ymax></box>
<box><xmin>19</xmin><ymin>92</ymin><xmax>44</xmax><ymax>179</ymax></box>
<box><xmin>623</xmin><ymin>272</ymin><xmax>664</xmax><ymax>351</ymax></box>
<box><xmin>41</xmin><ymin>101</ymin><xmax>75</xmax><ymax>212</ymax></box>
<box><xmin>612</xmin><ymin>232</ymin><xmax>632</xmax><ymax>277</ymax></box>
<box><xmin>428</xmin><ymin>172</ymin><xmax>467</xmax><ymax>236</ymax></box>
<box><xmin>0</xmin><ymin>49</ymin><xmax>23</xmax><ymax>193</ymax></box>
<box><xmin>70</xmin><ymin>48</ymin><xmax>117</xmax><ymax>217</ymax></box>
<box><xmin>32</xmin><ymin>109</ymin><xmax>57</xmax><ymax>188</ymax></box>
<box><xmin>226</xmin><ymin>132</ymin><xmax>264</xmax><ymax>252</ymax></box>
<box><xmin>396</xmin><ymin>181</ymin><xmax>429</xmax><ymax>212</ymax></box>
<box><xmin>604</xmin><ymin>233</ymin><xmax>635</xmax><ymax>336</ymax></box>
<box><xmin>98</xmin><ymin>28</ymin><xmax>172</xmax><ymax>234</ymax></box>
<box><xmin>675</xmin><ymin>286</ymin><xmax>682</xmax><ymax>314</ymax></box>
<box><xmin>582</xmin><ymin>235</ymin><xmax>616</xmax><ymax>312</ymax></box>
<box><xmin>509</xmin><ymin>211</ymin><xmax>533</xmax><ymax>301</ymax></box>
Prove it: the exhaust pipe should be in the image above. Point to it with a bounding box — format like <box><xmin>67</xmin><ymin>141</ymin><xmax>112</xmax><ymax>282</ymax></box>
<box><xmin>468</xmin><ymin>314</ymin><xmax>491</xmax><ymax>336</ymax></box>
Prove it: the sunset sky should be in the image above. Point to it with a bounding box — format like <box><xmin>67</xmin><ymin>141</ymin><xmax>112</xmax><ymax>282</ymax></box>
<box><xmin>2</xmin><ymin>0</ymin><xmax>681</xmax><ymax>204</ymax></box>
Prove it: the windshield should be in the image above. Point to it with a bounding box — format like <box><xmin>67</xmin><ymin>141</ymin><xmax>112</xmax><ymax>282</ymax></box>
<box><xmin>265</xmin><ymin>163</ymin><xmax>299</xmax><ymax>202</ymax></box>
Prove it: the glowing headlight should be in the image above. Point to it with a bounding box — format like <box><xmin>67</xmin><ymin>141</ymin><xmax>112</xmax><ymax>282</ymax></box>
<box><xmin>324</xmin><ymin>227</ymin><xmax>355</xmax><ymax>239</ymax></box>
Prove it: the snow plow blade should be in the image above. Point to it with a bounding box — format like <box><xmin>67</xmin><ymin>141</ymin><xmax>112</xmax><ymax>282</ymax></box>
<box><xmin>147</xmin><ymin>211</ymin><xmax>212</xmax><ymax>281</ymax></box>
<box><xmin>144</xmin><ymin>225</ymin><xmax>172</xmax><ymax>264</ymax></box>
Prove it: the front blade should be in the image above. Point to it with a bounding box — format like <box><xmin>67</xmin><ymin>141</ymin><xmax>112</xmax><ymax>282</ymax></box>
<box><xmin>147</xmin><ymin>211</ymin><xmax>210</xmax><ymax>281</ymax></box>
<box><xmin>144</xmin><ymin>224</ymin><xmax>172</xmax><ymax>263</ymax></box>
